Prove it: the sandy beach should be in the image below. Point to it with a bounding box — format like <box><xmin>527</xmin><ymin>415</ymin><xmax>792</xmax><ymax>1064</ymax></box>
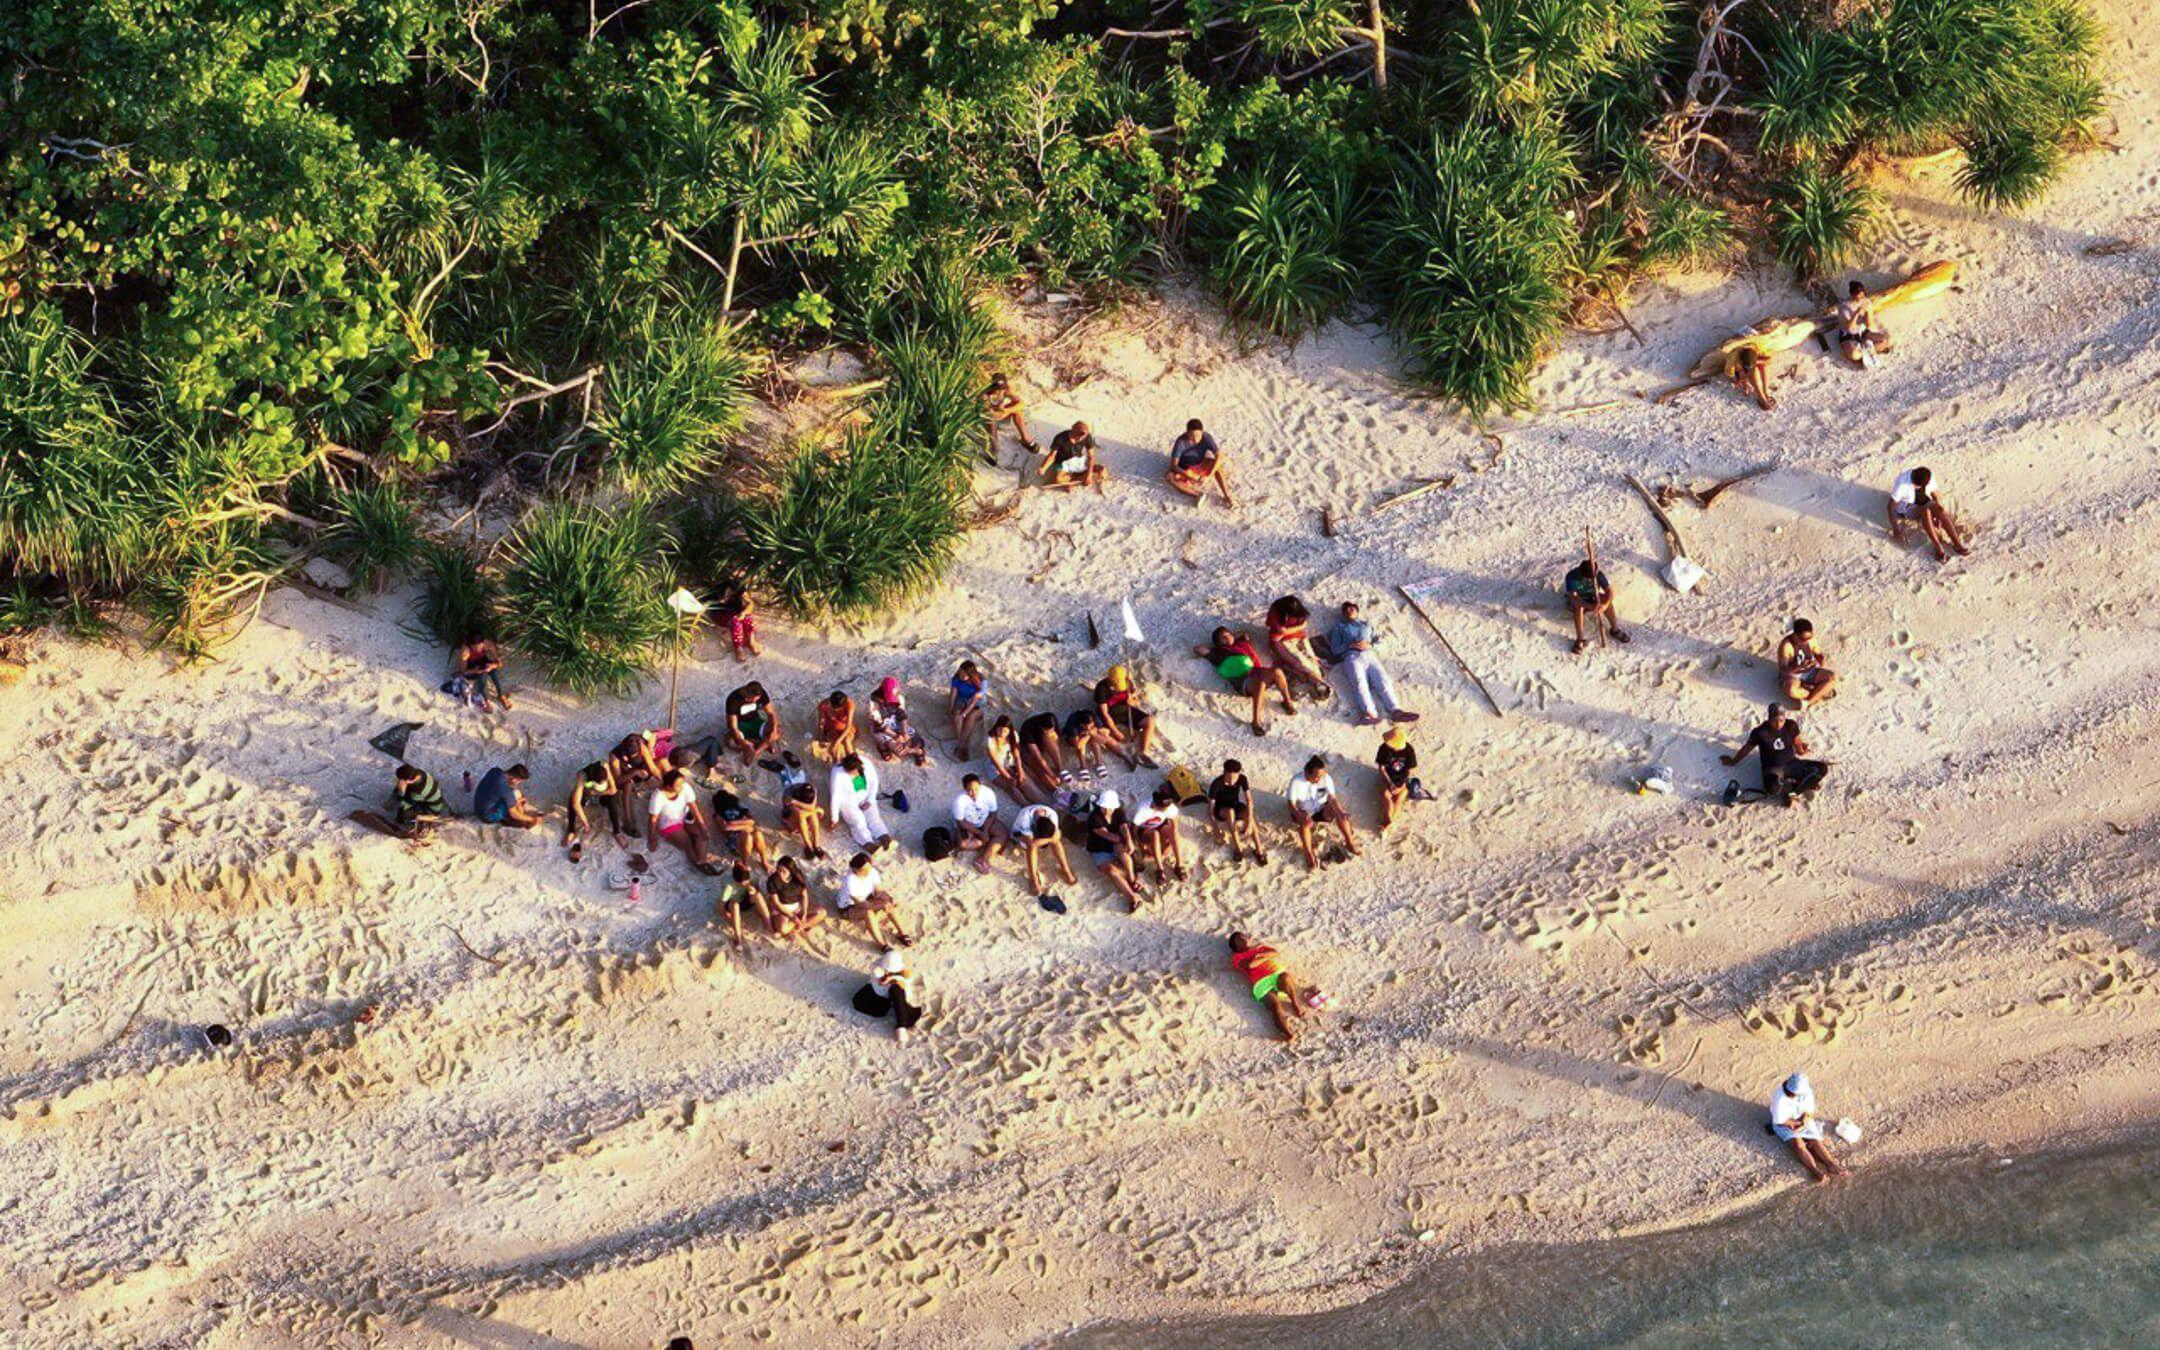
<box><xmin>4</xmin><ymin>11</ymin><xmax>2160</xmax><ymax>1345</ymax></box>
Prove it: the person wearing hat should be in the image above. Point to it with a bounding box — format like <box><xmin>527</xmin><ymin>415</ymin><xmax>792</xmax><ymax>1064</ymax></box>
<box><xmin>1373</xmin><ymin>727</ymin><xmax>1419</xmax><ymax>831</ymax></box>
<box><xmin>1770</xmin><ymin>1072</ymin><xmax>1849</xmax><ymax>1181</ymax></box>
<box><xmin>982</xmin><ymin>372</ymin><xmax>1039</xmax><ymax>462</ymax></box>
<box><xmin>1038</xmin><ymin>420</ymin><xmax>1104</xmax><ymax>490</ymax></box>
<box><xmin>865</xmin><ymin>947</ymin><xmax>925</xmax><ymax>1044</ymax></box>
<box><xmin>1331</xmin><ymin>601</ymin><xmax>1420</xmax><ymax>728</ymax></box>
<box><xmin>1287</xmin><ymin>755</ymin><xmax>1360</xmax><ymax>871</ymax></box>
<box><xmin>1721</xmin><ymin>702</ymin><xmax>1829</xmax><ymax>805</ymax></box>
<box><xmin>1092</xmin><ymin>665</ymin><xmax>1159</xmax><ymax>770</ymax></box>
<box><xmin>723</xmin><ymin>681</ymin><xmax>782</xmax><ymax>766</ymax></box>
<box><xmin>828</xmin><ymin>753</ymin><xmax>894</xmax><ymax>852</ymax></box>
<box><xmin>1082</xmin><ymin>789</ymin><xmax>1148</xmax><ymax>911</ymax></box>
<box><xmin>1165</xmin><ymin>418</ymin><xmax>1235</xmax><ymax>506</ymax></box>
<box><xmin>870</xmin><ymin>676</ymin><xmax>931</xmax><ymax>766</ymax></box>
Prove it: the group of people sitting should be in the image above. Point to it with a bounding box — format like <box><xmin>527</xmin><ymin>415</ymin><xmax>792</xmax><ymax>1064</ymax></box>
<box><xmin>985</xmin><ymin>376</ymin><xmax>1238</xmax><ymax>510</ymax></box>
<box><xmin>1723</xmin><ymin>276</ymin><xmax>1899</xmax><ymax>411</ymax></box>
<box><xmin>1194</xmin><ymin>596</ymin><xmax>1422</xmax><ymax>736</ymax></box>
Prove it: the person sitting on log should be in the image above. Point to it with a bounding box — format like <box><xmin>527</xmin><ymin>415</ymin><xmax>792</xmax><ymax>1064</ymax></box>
<box><xmin>1729</xmin><ymin>346</ymin><xmax>1776</xmax><ymax>411</ymax></box>
<box><xmin>1836</xmin><ymin>280</ymin><xmax>1893</xmax><ymax>367</ymax></box>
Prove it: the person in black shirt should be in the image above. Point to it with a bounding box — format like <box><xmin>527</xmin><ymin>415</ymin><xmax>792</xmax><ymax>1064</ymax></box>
<box><xmin>1562</xmin><ymin>556</ymin><xmax>1630</xmax><ymax>654</ymax></box>
<box><xmin>1037</xmin><ymin>421</ymin><xmax>1104</xmax><ymax>490</ymax></box>
<box><xmin>1722</xmin><ymin>702</ymin><xmax>1829</xmax><ymax>804</ymax></box>
<box><xmin>1207</xmin><ymin>758</ymin><xmax>1264</xmax><ymax>863</ymax></box>
<box><xmin>1166</xmin><ymin>418</ymin><xmax>1234</xmax><ymax>507</ymax></box>
<box><xmin>1374</xmin><ymin>727</ymin><xmax>1418</xmax><ymax>830</ymax></box>
<box><xmin>1018</xmin><ymin>710</ymin><xmax>1066</xmax><ymax>792</ymax></box>
<box><xmin>1061</xmin><ymin>708</ymin><xmax>1108</xmax><ymax>781</ymax></box>
<box><xmin>1083</xmin><ymin>789</ymin><xmax>1148</xmax><ymax>911</ymax></box>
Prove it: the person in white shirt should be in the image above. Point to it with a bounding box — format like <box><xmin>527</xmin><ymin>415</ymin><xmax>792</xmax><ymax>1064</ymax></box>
<box><xmin>828</xmin><ymin>753</ymin><xmax>893</xmax><ymax>852</ymax></box>
<box><xmin>1834</xmin><ymin>279</ymin><xmax>1892</xmax><ymax>366</ymax></box>
<box><xmin>1011</xmin><ymin>803</ymin><xmax>1076</xmax><ymax>895</ymax></box>
<box><xmin>950</xmin><ymin>774</ymin><xmax>1008</xmax><ymax>874</ymax></box>
<box><xmin>645</xmin><ymin>769</ymin><xmax>720</xmax><ymax>873</ymax></box>
<box><xmin>864</xmin><ymin>947</ymin><xmax>924</xmax><ymax>1045</ymax></box>
<box><xmin>1770</xmin><ymin>1071</ymin><xmax>1849</xmax><ymax>1182</ymax></box>
<box><xmin>836</xmin><ymin>852</ymin><xmax>913</xmax><ymax>947</ymax></box>
<box><xmin>1287</xmin><ymin>755</ymin><xmax>1360</xmax><ymax>872</ymax></box>
<box><xmin>1887</xmin><ymin>466</ymin><xmax>1970</xmax><ymax>562</ymax></box>
<box><xmin>1127</xmin><ymin>786</ymin><xmax>1187</xmax><ymax>882</ymax></box>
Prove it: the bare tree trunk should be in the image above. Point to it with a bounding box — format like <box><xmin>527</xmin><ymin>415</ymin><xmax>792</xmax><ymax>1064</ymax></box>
<box><xmin>1369</xmin><ymin>1</ymin><xmax>1387</xmax><ymax>88</ymax></box>
<box><xmin>722</xmin><ymin>211</ymin><xmax>747</xmax><ymax>314</ymax></box>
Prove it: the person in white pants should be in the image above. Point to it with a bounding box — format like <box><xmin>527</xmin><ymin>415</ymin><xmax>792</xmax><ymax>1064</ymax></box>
<box><xmin>1330</xmin><ymin>601</ymin><xmax>1420</xmax><ymax>728</ymax></box>
<box><xmin>829</xmin><ymin>752</ymin><xmax>893</xmax><ymax>851</ymax></box>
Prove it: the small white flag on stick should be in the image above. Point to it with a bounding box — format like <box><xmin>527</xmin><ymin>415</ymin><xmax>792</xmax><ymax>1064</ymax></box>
<box><xmin>1121</xmin><ymin>596</ymin><xmax>1146</xmax><ymax>644</ymax></box>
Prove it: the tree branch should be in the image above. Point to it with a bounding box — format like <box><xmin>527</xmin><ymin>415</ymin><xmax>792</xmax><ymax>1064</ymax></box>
<box><xmin>476</xmin><ymin>366</ymin><xmax>601</xmax><ymax>437</ymax></box>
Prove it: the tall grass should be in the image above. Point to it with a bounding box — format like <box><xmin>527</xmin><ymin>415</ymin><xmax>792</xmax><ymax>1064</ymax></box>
<box><xmin>412</xmin><ymin>541</ymin><xmax>500</xmax><ymax>646</ymax></box>
<box><xmin>497</xmin><ymin>501</ymin><xmax>674</xmax><ymax>697</ymax></box>
<box><xmin>1197</xmin><ymin>161</ymin><xmax>1358</xmax><ymax>342</ymax></box>
<box><xmin>1755</xmin><ymin>26</ymin><xmax>1863</xmax><ymax>161</ymax></box>
<box><xmin>1768</xmin><ymin>162</ymin><xmax>1882</xmax><ymax>278</ymax></box>
<box><xmin>322</xmin><ymin>482</ymin><xmax>422</xmax><ymax>592</ymax></box>
<box><xmin>595</xmin><ymin>311</ymin><xmax>756</xmax><ymax>494</ymax></box>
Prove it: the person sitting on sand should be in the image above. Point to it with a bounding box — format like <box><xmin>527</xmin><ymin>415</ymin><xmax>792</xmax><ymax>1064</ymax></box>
<box><xmin>857</xmin><ymin>947</ymin><xmax>924</xmax><ymax>1045</ymax></box>
<box><xmin>1012</xmin><ymin>802</ymin><xmax>1077</xmax><ymax>895</ymax></box>
<box><xmin>455</xmin><ymin>634</ymin><xmax>511</xmax><ymax>710</ymax></box>
<box><xmin>609</xmin><ymin>728</ymin><xmax>664</xmax><ymax>790</ymax></box>
<box><xmin>1208</xmin><ymin>759</ymin><xmax>1265</xmax><ymax>863</ymax></box>
<box><xmin>1729</xmin><ymin>346</ymin><xmax>1776</xmax><ymax>411</ymax></box>
<box><xmin>814</xmin><ymin>689</ymin><xmax>857</xmax><ymax>763</ymax></box>
<box><xmin>1778</xmin><ymin>618</ymin><xmax>1838</xmax><ymax>706</ymax></box>
<box><xmin>1835</xmin><ymin>280</ymin><xmax>1892</xmax><ymax>367</ymax></box>
<box><xmin>1331</xmin><ymin>601</ymin><xmax>1419</xmax><ymax>727</ymax></box>
<box><xmin>710</xmin><ymin>789</ymin><xmax>773</xmax><ymax>868</ymax></box>
<box><xmin>391</xmin><ymin>763</ymin><xmax>448</xmax><ymax>833</ymax></box>
<box><xmin>1288</xmin><ymin>754</ymin><xmax>1361</xmax><ymax>871</ymax></box>
<box><xmin>951</xmin><ymin>773</ymin><xmax>1008</xmax><ymax>875</ymax></box>
<box><xmin>1229</xmin><ymin>932</ymin><xmax>1314</xmax><ymax>1044</ymax></box>
<box><xmin>1722</xmin><ymin>702</ymin><xmax>1829</xmax><ymax>806</ymax></box>
<box><xmin>1771</xmin><ymin>1072</ymin><xmax>1850</xmax><ymax>1182</ymax></box>
<box><xmin>1092</xmin><ymin>665</ymin><xmax>1158</xmax><ymax>769</ymax></box>
<box><xmin>837</xmin><ymin>852</ymin><xmax>914</xmax><ymax>947</ymax></box>
<box><xmin>1562</xmin><ymin>551</ymin><xmax>1630</xmax><ymax>654</ymax></box>
<box><xmin>778</xmin><ymin>766</ymin><xmax>826</xmax><ymax>859</ymax></box>
<box><xmin>1129</xmin><ymin>786</ymin><xmax>1187</xmax><ymax>883</ymax></box>
<box><xmin>648</xmin><ymin>769</ymin><xmax>721</xmax><ymax>873</ymax></box>
<box><xmin>714</xmin><ymin>585</ymin><xmax>762</xmax><ymax>663</ymax></box>
<box><xmin>828</xmin><ymin>753</ymin><xmax>894</xmax><ymax>852</ymax></box>
<box><xmin>1265</xmin><ymin>595</ymin><xmax>1332</xmax><ymax>700</ymax></box>
<box><xmin>1166</xmin><ymin>418</ymin><xmax>1234</xmax><ymax>506</ymax></box>
<box><xmin>1038</xmin><ymin>421</ymin><xmax>1104</xmax><ymax>490</ymax></box>
<box><xmin>949</xmin><ymin>660</ymin><xmax>988</xmax><ymax>759</ymax></box>
<box><xmin>715</xmin><ymin>861</ymin><xmax>769</xmax><ymax>950</ymax></box>
<box><xmin>1018</xmin><ymin>710</ymin><xmax>1069</xmax><ymax>792</ymax></box>
<box><xmin>869</xmin><ymin>677</ymin><xmax>931</xmax><ymax>766</ymax></box>
<box><xmin>985</xmin><ymin>714</ymin><xmax>1038</xmax><ymax>805</ymax></box>
<box><xmin>1195</xmin><ymin>626</ymin><xmax>1299</xmax><ymax>736</ymax></box>
<box><xmin>983</xmin><ymin>372</ymin><xmax>1039</xmax><ymax>461</ymax></box>
<box><xmin>1374</xmin><ymin>727</ymin><xmax>1419</xmax><ymax>831</ymax></box>
<box><xmin>1083</xmin><ymin>789</ymin><xmax>1149</xmax><ymax>912</ymax></box>
<box><xmin>474</xmin><ymin>763</ymin><xmax>542</xmax><ymax>830</ymax></box>
<box><xmin>564</xmin><ymin>759</ymin><xmax>630</xmax><ymax>860</ymax></box>
<box><xmin>1888</xmin><ymin>466</ymin><xmax>1971</xmax><ymax>562</ymax></box>
<box><xmin>724</xmin><ymin>682</ymin><xmax>781</xmax><ymax>766</ymax></box>
<box><xmin>1060</xmin><ymin>708</ymin><xmax>1110</xmax><ymax>783</ymax></box>
<box><xmin>763</xmin><ymin>856</ymin><xmax>824</xmax><ymax>940</ymax></box>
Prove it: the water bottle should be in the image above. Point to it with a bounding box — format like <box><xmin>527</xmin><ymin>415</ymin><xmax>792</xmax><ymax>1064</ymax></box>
<box><xmin>462</xmin><ymin>770</ymin><xmax>474</xmax><ymax>793</ymax></box>
<box><xmin>628</xmin><ymin>875</ymin><xmax>643</xmax><ymax>905</ymax></box>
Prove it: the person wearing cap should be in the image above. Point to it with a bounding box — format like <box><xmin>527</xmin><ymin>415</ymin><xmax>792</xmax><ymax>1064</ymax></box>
<box><xmin>1165</xmin><ymin>418</ymin><xmax>1234</xmax><ymax>506</ymax></box>
<box><xmin>1770</xmin><ymin>1072</ymin><xmax>1849</xmax><ymax>1181</ymax></box>
<box><xmin>864</xmin><ymin>947</ymin><xmax>924</xmax><ymax>1045</ymax></box>
<box><xmin>1330</xmin><ymin>600</ymin><xmax>1419</xmax><ymax>728</ymax></box>
<box><xmin>951</xmin><ymin>773</ymin><xmax>1008</xmax><ymax>874</ymax></box>
<box><xmin>837</xmin><ymin>854</ymin><xmax>914</xmax><ymax>947</ymax></box>
<box><xmin>983</xmin><ymin>372</ymin><xmax>1038</xmax><ymax>461</ymax></box>
<box><xmin>814</xmin><ymin>689</ymin><xmax>858</xmax><ymax>763</ymax></box>
<box><xmin>474</xmin><ymin>763</ymin><xmax>542</xmax><ymax>829</ymax></box>
<box><xmin>1092</xmin><ymin>665</ymin><xmax>1159</xmax><ymax>770</ymax></box>
<box><xmin>723</xmin><ymin>681</ymin><xmax>782</xmax><ymax>766</ymax></box>
<box><xmin>1374</xmin><ymin>727</ymin><xmax>1418</xmax><ymax>830</ymax></box>
<box><xmin>1229</xmin><ymin>932</ymin><xmax>1314</xmax><ymax>1044</ymax></box>
<box><xmin>1011</xmin><ymin>802</ymin><xmax>1076</xmax><ymax>894</ymax></box>
<box><xmin>1721</xmin><ymin>703</ymin><xmax>1829</xmax><ymax>805</ymax></box>
<box><xmin>1038</xmin><ymin>420</ymin><xmax>1104</xmax><ymax>490</ymax></box>
<box><xmin>1195</xmin><ymin>626</ymin><xmax>1299</xmax><ymax>736</ymax></box>
<box><xmin>869</xmin><ymin>677</ymin><xmax>931</xmax><ymax>766</ymax></box>
<box><xmin>1128</xmin><ymin>786</ymin><xmax>1187</xmax><ymax>883</ymax></box>
<box><xmin>1083</xmin><ymin>789</ymin><xmax>1148</xmax><ymax>911</ymax></box>
<box><xmin>1207</xmin><ymin>759</ymin><xmax>1264</xmax><ymax>863</ymax></box>
<box><xmin>1777</xmin><ymin>618</ymin><xmax>1838</xmax><ymax>707</ymax></box>
<box><xmin>1288</xmin><ymin>754</ymin><xmax>1360</xmax><ymax>871</ymax></box>
<box><xmin>828</xmin><ymin>752</ymin><xmax>894</xmax><ymax>852</ymax></box>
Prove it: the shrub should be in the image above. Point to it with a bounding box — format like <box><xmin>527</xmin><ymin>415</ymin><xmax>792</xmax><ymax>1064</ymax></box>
<box><xmin>322</xmin><ymin>483</ymin><xmax>421</xmax><ymax>592</ymax></box>
<box><xmin>412</xmin><ymin>541</ymin><xmax>501</xmax><ymax>647</ymax></box>
<box><xmin>1755</xmin><ymin>26</ymin><xmax>1863</xmax><ymax>161</ymax></box>
<box><xmin>595</xmin><ymin>310</ymin><xmax>756</xmax><ymax>495</ymax></box>
<box><xmin>497</xmin><ymin>501</ymin><xmax>674</xmax><ymax>697</ymax></box>
<box><xmin>1768</xmin><ymin>162</ymin><xmax>1882</xmax><ymax>278</ymax></box>
<box><xmin>1955</xmin><ymin>122</ymin><xmax>2062</xmax><ymax>210</ymax></box>
<box><xmin>1196</xmin><ymin>160</ymin><xmax>1358</xmax><ymax>341</ymax></box>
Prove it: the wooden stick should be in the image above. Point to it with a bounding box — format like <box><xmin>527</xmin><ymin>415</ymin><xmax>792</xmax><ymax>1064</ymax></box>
<box><xmin>1397</xmin><ymin>585</ymin><xmax>1505</xmax><ymax>719</ymax></box>
<box><xmin>1650</xmin><ymin>377</ymin><xmax>1712</xmax><ymax>405</ymax></box>
<box><xmin>1624</xmin><ymin>473</ymin><xmax>1690</xmax><ymax>560</ymax></box>
<box><xmin>1584</xmin><ymin>526</ymin><xmax>1607</xmax><ymax>647</ymax></box>
<box><xmin>1695</xmin><ymin>463</ymin><xmax>1774</xmax><ymax>510</ymax></box>
<box><xmin>1373</xmin><ymin>477</ymin><xmax>1450</xmax><ymax>514</ymax></box>
<box><xmin>1551</xmin><ymin>398</ymin><xmax>1630</xmax><ymax>417</ymax></box>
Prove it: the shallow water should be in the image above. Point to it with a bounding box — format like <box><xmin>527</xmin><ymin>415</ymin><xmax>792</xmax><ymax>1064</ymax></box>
<box><xmin>1068</xmin><ymin>1133</ymin><xmax>2160</xmax><ymax>1347</ymax></box>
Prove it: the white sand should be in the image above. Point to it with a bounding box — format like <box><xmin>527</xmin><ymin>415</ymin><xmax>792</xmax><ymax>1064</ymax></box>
<box><xmin>5</xmin><ymin>20</ymin><xmax>2160</xmax><ymax>1346</ymax></box>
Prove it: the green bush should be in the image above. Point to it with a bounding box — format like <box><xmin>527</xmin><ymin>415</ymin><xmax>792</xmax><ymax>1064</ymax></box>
<box><xmin>1756</xmin><ymin>26</ymin><xmax>1863</xmax><ymax>161</ymax></box>
<box><xmin>1769</xmin><ymin>162</ymin><xmax>1883</xmax><ymax>278</ymax></box>
<box><xmin>322</xmin><ymin>483</ymin><xmax>421</xmax><ymax>593</ymax></box>
<box><xmin>498</xmin><ymin>502</ymin><xmax>674</xmax><ymax>697</ymax></box>
<box><xmin>412</xmin><ymin>541</ymin><xmax>500</xmax><ymax>647</ymax></box>
<box><xmin>595</xmin><ymin>311</ymin><xmax>756</xmax><ymax>495</ymax></box>
<box><xmin>1196</xmin><ymin>160</ymin><xmax>1358</xmax><ymax>341</ymax></box>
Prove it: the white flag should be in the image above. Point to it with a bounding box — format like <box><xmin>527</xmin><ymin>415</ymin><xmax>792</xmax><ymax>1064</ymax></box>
<box><xmin>1121</xmin><ymin>596</ymin><xmax>1146</xmax><ymax>643</ymax></box>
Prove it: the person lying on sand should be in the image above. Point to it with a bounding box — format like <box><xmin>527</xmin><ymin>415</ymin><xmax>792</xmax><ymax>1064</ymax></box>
<box><xmin>474</xmin><ymin>763</ymin><xmax>541</xmax><ymax>829</ymax></box>
<box><xmin>828</xmin><ymin>753</ymin><xmax>895</xmax><ymax>852</ymax></box>
<box><xmin>1778</xmin><ymin>618</ymin><xmax>1838</xmax><ymax>706</ymax></box>
<box><xmin>455</xmin><ymin>634</ymin><xmax>511</xmax><ymax>710</ymax></box>
<box><xmin>762</xmin><ymin>856</ymin><xmax>824</xmax><ymax>940</ymax></box>
<box><xmin>1208</xmin><ymin>759</ymin><xmax>1265</xmax><ymax>863</ymax></box>
<box><xmin>1729</xmin><ymin>346</ymin><xmax>1776</xmax><ymax>411</ymax></box>
<box><xmin>837</xmin><ymin>853</ymin><xmax>914</xmax><ymax>947</ymax></box>
<box><xmin>985</xmin><ymin>714</ymin><xmax>1039</xmax><ymax>805</ymax></box>
<box><xmin>564</xmin><ymin>759</ymin><xmax>630</xmax><ymax>860</ymax></box>
<box><xmin>1195</xmin><ymin>626</ymin><xmax>1298</xmax><ymax>736</ymax></box>
<box><xmin>1038</xmin><ymin>421</ymin><xmax>1104</xmax><ymax>490</ymax></box>
<box><xmin>1265</xmin><ymin>595</ymin><xmax>1332</xmax><ymax>700</ymax></box>
<box><xmin>648</xmin><ymin>769</ymin><xmax>721</xmax><ymax>873</ymax></box>
<box><xmin>1771</xmin><ymin>1072</ymin><xmax>1850</xmax><ymax>1182</ymax></box>
<box><xmin>1018</xmin><ymin>710</ymin><xmax>1069</xmax><ymax>791</ymax></box>
<box><xmin>1128</xmin><ymin>786</ymin><xmax>1187</xmax><ymax>883</ymax></box>
<box><xmin>983</xmin><ymin>372</ymin><xmax>1039</xmax><ymax>461</ymax></box>
<box><xmin>715</xmin><ymin>861</ymin><xmax>769</xmax><ymax>950</ymax></box>
<box><xmin>949</xmin><ymin>660</ymin><xmax>987</xmax><ymax>759</ymax></box>
<box><xmin>1835</xmin><ymin>280</ymin><xmax>1893</xmax><ymax>367</ymax></box>
<box><xmin>859</xmin><ymin>947</ymin><xmax>924</xmax><ymax>1045</ymax></box>
<box><xmin>710</xmin><ymin>789</ymin><xmax>773</xmax><ymax>868</ymax></box>
<box><xmin>951</xmin><ymin>774</ymin><xmax>1008</xmax><ymax>875</ymax></box>
<box><xmin>1092</xmin><ymin>665</ymin><xmax>1158</xmax><ymax>769</ymax></box>
<box><xmin>869</xmin><ymin>677</ymin><xmax>931</xmax><ymax>766</ymax></box>
<box><xmin>814</xmin><ymin>689</ymin><xmax>858</xmax><ymax>763</ymax></box>
<box><xmin>1563</xmin><ymin>553</ymin><xmax>1630</xmax><ymax>654</ymax></box>
<box><xmin>1012</xmin><ymin>803</ymin><xmax>1077</xmax><ymax>895</ymax></box>
<box><xmin>1722</xmin><ymin>703</ymin><xmax>1829</xmax><ymax>806</ymax></box>
<box><xmin>1083</xmin><ymin>789</ymin><xmax>1149</xmax><ymax>912</ymax></box>
<box><xmin>1374</xmin><ymin>727</ymin><xmax>1419</xmax><ymax>831</ymax></box>
<box><xmin>1288</xmin><ymin>755</ymin><xmax>1360</xmax><ymax>871</ymax></box>
<box><xmin>1332</xmin><ymin>601</ymin><xmax>1419</xmax><ymax>727</ymax></box>
<box><xmin>724</xmin><ymin>681</ymin><xmax>781</xmax><ymax>766</ymax></box>
<box><xmin>1166</xmin><ymin>418</ymin><xmax>1234</xmax><ymax>506</ymax></box>
<box><xmin>1889</xmin><ymin>466</ymin><xmax>1971</xmax><ymax>562</ymax></box>
<box><xmin>1229</xmin><ymin>932</ymin><xmax>1314</xmax><ymax>1044</ymax></box>
<box><xmin>391</xmin><ymin>763</ymin><xmax>448</xmax><ymax>833</ymax></box>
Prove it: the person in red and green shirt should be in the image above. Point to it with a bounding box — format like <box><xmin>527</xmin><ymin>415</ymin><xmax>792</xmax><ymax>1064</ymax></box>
<box><xmin>1229</xmin><ymin>932</ymin><xmax>1315</xmax><ymax>1044</ymax></box>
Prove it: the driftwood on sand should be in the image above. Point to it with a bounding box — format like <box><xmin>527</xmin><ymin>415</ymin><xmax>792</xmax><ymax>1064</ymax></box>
<box><xmin>1686</xmin><ymin>259</ymin><xmax>1960</xmax><ymax>381</ymax></box>
<box><xmin>1398</xmin><ymin>583</ymin><xmax>1505</xmax><ymax>719</ymax></box>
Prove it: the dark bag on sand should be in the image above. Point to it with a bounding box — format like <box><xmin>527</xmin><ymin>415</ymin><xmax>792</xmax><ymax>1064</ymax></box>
<box><xmin>922</xmin><ymin>825</ymin><xmax>955</xmax><ymax>862</ymax></box>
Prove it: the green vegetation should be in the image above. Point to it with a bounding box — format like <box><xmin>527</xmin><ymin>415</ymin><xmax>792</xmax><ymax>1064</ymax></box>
<box><xmin>0</xmin><ymin>0</ymin><xmax>2105</xmax><ymax>678</ymax></box>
